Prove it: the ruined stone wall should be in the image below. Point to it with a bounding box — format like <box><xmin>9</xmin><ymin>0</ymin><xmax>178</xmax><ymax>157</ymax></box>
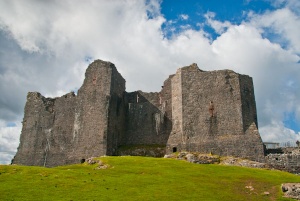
<box><xmin>160</xmin><ymin>75</ymin><xmax>173</xmax><ymax>149</ymax></box>
<box><xmin>68</xmin><ymin>61</ymin><xmax>113</xmax><ymax>163</ymax></box>
<box><xmin>167</xmin><ymin>69</ymin><xmax>183</xmax><ymax>149</ymax></box>
<box><xmin>167</xmin><ymin>65</ymin><xmax>242</xmax><ymax>152</ymax></box>
<box><xmin>106</xmin><ymin>66</ymin><xmax>126</xmax><ymax>155</ymax></box>
<box><xmin>266</xmin><ymin>154</ymin><xmax>300</xmax><ymax>174</ymax></box>
<box><xmin>239</xmin><ymin>75</ymin><xmax>265</xmax><ymax>161</ymax></box>
<box><xmin>239</xmin><ymin>75</ymin><xmax>258</xmax><ymax>131</ymax></box>
<box><xmin>119</xmin><ymin>75</ymin><xmax>173</xmax><ymax>155</ymax></box>
<box><xmin>13</xmin><ymin>59</ymin><xmax>265</xmax><ymax>166</ymax></box>
<box><xmin>45</xmin><ymin>92</ymin><xmax>77</xmax><ymax>166</ymax></box>
<box><xmin>123</xmin><ymin>91</ymin><xmax>170</xmax><ymax>146</ymax></box>
<box><xmin>166</xmin><ymin>64</ymin><xmax>264</xmax><ymax>161</ymax></box>
<box><xmin>13</xmin><ymin>92</ymin><xmax>77</xmax><ymax>167</ymax></box>
<box><xmin>13</xmin><ymin>60</ymin><xmax>126</xmax><ymax>166</ymax></box>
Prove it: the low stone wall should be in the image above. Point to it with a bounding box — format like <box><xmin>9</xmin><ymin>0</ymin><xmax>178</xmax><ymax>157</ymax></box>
<box><xmin>265</xmin><ymin>154</ymin><xmax>300</xmax><ymax>174</ymax></box>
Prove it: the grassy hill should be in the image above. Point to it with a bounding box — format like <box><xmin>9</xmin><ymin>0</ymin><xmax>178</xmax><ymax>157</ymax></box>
<box><xmin>1</xmin><ymin>156</ymin><xmax>300</xmax><ymax>201</ymax></box>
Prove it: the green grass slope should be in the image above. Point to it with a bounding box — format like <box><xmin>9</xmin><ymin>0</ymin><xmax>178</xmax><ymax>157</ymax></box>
<box><xmin>1</xmin><ymin>156</ymin><xmax>300</xmax><ymax>201</ymax></box>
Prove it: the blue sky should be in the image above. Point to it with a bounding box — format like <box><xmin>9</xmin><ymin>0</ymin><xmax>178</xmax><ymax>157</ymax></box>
<box><xmin>161</xmin><ymin>0</ymin><xmax>274</xmax><ymax>38</ymax></box>
<box><xmin>0</xmin><ymin>0</ymin><xmax>299</xmax><ymax>164</ymax></box>
<box><xmin>284</xmin><ymin>112</ymin><xmax>300</xmax><ymax>132</ymax></box>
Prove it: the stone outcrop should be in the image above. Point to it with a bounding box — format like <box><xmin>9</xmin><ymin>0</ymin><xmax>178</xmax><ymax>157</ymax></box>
<box><xmin>12</xmin><ymin>59</ymin><xmax>265</xmax><ymax>167</ymax></box>
<box><xmin>282</xmin><ymin>183</ymin><xmax>300</xmax><ymax>200</ymax></box>
<box><xmin>164</xmin><ymin>152</ymin><xmax>220</xmax><ymax>164</ymax></box>
<box><xmin>220</xmin><ymin>156</ymin><xmax>267</xmax><ymax>169</ymax></box>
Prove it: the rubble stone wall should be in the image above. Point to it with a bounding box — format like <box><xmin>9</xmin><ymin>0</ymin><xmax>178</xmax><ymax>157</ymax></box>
<box><xmin>266</xmin><ymin>154</ymin><xmax>300</xmax><ymax>173</ymax></box>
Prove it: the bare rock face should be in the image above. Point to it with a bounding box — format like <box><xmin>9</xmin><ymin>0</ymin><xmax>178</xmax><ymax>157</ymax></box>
<box><xmin>12</xmin><ymin>60</ymin><xmax>265</xmax><ymax>167</ymax></box>
<box><xmin>220</xmin><ymin>157</ymin><xmax>267</xmax><ymax>168</ymax></box>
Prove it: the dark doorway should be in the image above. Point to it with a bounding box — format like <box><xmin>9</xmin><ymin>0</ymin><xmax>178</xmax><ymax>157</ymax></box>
<box><xmin>172</xmin><ymin>147</ymin><xmax>177</xmax><ymax>153</ymax></box>
<box><xmin>80</xmin><ymin>158</ymin><xmax>86</xmax><ymax>164</ymax></box>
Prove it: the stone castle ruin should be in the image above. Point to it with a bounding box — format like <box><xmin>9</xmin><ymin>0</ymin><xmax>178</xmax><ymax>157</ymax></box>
<box><xmin>13</xmin><ymin>60</ymin><xmax>265</xmax><ymax>167</ymax></box>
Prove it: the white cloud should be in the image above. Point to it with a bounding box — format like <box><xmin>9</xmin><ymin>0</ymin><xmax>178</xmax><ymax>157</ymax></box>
<box><xmin>250</xmin><ymin>8</ymin><xmax>300</xmax><ymax>54</ymax></box>
<box><xmin>260</xmin><ymin>120</ymin><xmax>300</xmax><ymax>144</ymax></box>
<box><xmin>271</xmin><ymin>0</ymin><xmax>300</xmax><ymax>15</ymax></box>
<box><xmin>0</xmin><ymin>121</ymin><xmax>21</xmax><ymax>164</ymax></box>
<box><xmin>180</xmin><ymin>14</ymin><xmax>189</xmax><ymax>20</ymax></box>
<box><xmin>204</xmin><ymin>12</ymin><xmax>232</xmax><ymax>34</ymax></box>
<box><xmin>0</xmin><ymin>0</ymin><xmax>299</xmax><ymax>163</ymax></box>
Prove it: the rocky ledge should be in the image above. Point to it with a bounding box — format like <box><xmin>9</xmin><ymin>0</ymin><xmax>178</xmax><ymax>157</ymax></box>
<box><xmin>282</xmin><ymin>183</ymin><xmax>300</xmax><ymax>200</ymax></box>
<box><xmin>164</xmin><ymin>152</ymin><xmax>220</xmax><ymax>164</ymax></box>
<box><xmin>164</xmin><ymin>152</ymin><xmax>266</xmax><ymax>169</ymax></box>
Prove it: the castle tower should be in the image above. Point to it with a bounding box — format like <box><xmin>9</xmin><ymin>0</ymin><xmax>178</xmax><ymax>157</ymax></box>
<box><xmin>69</xmin><ymin>60</ymin><xmax>125</xmax><ymax>161</ymax></box>
<box><xmin>13</xmin><ymin>60</ymin><xmax>125</xmax><ymax>167</ymax></box>
<box><xmin>166</xmin><ymin>64</ymin><xmax>265</xmax><ymax>162</ymax></box>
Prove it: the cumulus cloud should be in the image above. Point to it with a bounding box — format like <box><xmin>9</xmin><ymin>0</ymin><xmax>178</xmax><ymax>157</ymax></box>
<box><xmin>0</xmin><ymin>0</ymin><xmax>171</xmax><ymax>164</ymax></box>
<box><xmin>250</xmin><ymin>8</ymin><xmax>300</xmax><ymax>54</ymax></box>
<box><xmin>0</xmin><ymin>0</ymin><xmax>299</xmax><ymax>163</ymax></box>
<box><xmin>260</xmin><ymin>120</ymin><xmax>300</xmax><ymax>144</ymax></box>
<box><xmin>204</xmin><ymin>12</ymin><xmax>232</xmax><ymax>34</ymax></box>
<box><xmin>0</xmin><ymin>120</ymin><xmax>21</xmax><ymax>164</ymax></box>
<box><xmin>271</xmin><ymin>0</ymin><xmax>300</xmax><ymax>15</ymax></box>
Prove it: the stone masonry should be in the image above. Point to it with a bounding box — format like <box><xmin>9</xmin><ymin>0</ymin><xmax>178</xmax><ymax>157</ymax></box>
<box><xmin>166</xmin><ymin>64</ymin><xmax>264</xmax><ymax>162</ymax></box>
<box><xmin>12</xmin><ymin>59</ymin><xmax>265</xmax><ymax>167</ymax></box>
